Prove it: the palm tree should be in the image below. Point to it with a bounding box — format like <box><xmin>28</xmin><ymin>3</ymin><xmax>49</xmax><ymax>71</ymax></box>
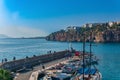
<box><xmin>0</xmin><ymin>69</ymin><xmax>13</xmax><ymax>80</ymax></box>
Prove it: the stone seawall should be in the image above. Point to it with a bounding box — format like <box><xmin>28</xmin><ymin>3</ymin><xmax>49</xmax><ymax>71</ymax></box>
<box><xmin>0</xmin><ymin>50</ymin><xmax>70</xmax><ymax>71</ymax></box>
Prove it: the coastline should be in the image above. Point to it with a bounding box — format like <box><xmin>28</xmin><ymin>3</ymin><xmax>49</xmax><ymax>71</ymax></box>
<box><xmin>46</xmin><ymin>39</ymin><xmax>120</xmax><ymax>43</ymax></box>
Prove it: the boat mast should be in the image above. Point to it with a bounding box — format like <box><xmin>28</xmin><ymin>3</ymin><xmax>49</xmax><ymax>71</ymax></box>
<box><xmin>69</xmin><ymin>42</ymin><xmax>72</xmax><ymax>51</ymax></box>
<box><xmin>83</xmin><ymin>33</ymin><xmax>85</xmax><ymax>80</ymax></box>
<box><xmin>89</xmin><ymin>31</ymin><xmax>92</xmax><ymax>77</ymax></box>
<box><xmin>68</xmin><ymin>40</ymin><xmax>71</xmax><ymax>51</ymax></box>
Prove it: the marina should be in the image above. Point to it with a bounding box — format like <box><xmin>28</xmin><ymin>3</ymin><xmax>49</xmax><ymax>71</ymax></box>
<box><xmin>0</xmin><ymin>39</ymin><xmax>120</xmax><ymax>80</ymax></box>
<box><xmin>37</xmin><ymin>35</ymin><xmax>102</xmax><ymax>80</ymax></box>
<box><xmin>0</xmin><ymin>0</ymin><xmax>120</xmax><ymax>80</ymax></box>
<box><xmin>0</xmin><ymin>33</ymin><xmax>102</xmax><ymax>80</ymax></box>
<box><xmin>38</xmin><ymin>53</ymin><xmax>102</xmax><ymax>80</ymax></box>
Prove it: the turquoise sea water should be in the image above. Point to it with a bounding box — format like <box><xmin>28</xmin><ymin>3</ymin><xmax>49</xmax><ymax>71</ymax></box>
<box><xmin>0</xmin><ymin>39</ymin><xmax>120</xmax><ymax>80</ymax></box>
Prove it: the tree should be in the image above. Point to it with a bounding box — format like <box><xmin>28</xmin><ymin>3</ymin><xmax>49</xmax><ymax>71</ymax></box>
<box><xmin>0</xmin><ymin>69</ymin><xmax>13</xmax><ymax>80</ymax></box>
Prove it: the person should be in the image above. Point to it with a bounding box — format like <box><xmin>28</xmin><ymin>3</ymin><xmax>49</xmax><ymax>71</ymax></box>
<box><xmin>31</xmin><ymin>66</ymin><xmax>33</xmax><ymax>70</ymax></box>
<box><xmin>49</xmin><ymin>50</ymin><xmax>51</xmax><ymax>53</ymax></box>
<box><xmin>4</xmin><ymin>58</ymin><xmax>7</xmax><ymax>62</ymax></box>
<box><xmin>13</xmin><ymin>56</ymin><xmax>16</xmax><ymax>60</ymax></box>
<box><xmin>2</xmin><ymin>59</ymin><xmax>4</xmax><ymax>63</ymax></box>
<box><xmin>26</xmin><ymin>56</ymin><xmax>29</xmax><ymax>58</ymax></box>
<box><xmin>42</xmin><ymin>65</ymin><xmax>45</xmax><ymax>70</ymax></box>
<box><xmin>33</xmin><ymin>55</ymin><xmax>36</xmax><ymax>57</ymax></box>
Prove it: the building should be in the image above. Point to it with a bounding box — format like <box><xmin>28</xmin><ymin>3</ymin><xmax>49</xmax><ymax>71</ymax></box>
<box><xmin>116</xmin><ymin>21</ymin><xmax>120</xmax><ymax>25</ymax></box>
<box><xmin>83</xmin><ymin>23</ymin><xmax>93</xmax><ymax>28</ymax></box>
<box><xmin>108</xmin><ymin>22</ymin><xmax>114</xmax><ymax>27</ymax></box>
<box><xmin>66</xmin><ymin>26</ymin><xmax>80</xmax><ymax>31</ymax></box>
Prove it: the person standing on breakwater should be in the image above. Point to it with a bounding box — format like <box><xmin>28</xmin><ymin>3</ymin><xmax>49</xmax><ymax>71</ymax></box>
<box><xmin>41</xmin><ymin>63</ymin><xmax>45</xmax><ymax>72</ymax></box>
<box><xmin>13</xmin><ymin>56</ymin><xmax>16</xmax><ymax>61</ymax></box>
<box><xmin>2</xmin><ymin>59</ymin><xmax>4</xmax><ymax>63</ymax></box>
<box><xmin>4</xmin><ymin>58</ymin><xmax>7</xmax><ymax>62</ymax></box>
<box><xmin>42</xmin><ymin>64</ymin><xmax>45</xmax><ymax>70</ymax></box>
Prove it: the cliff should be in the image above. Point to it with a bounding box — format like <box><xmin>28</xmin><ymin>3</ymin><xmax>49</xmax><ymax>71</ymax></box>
<box><xmin>46</xmin><ymin>22</ymin><xmax>120</xmax><ymax>42</ymax></box>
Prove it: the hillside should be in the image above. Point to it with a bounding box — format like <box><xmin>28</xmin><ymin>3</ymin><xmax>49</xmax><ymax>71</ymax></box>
<box><xmin>46</xmin><ymin>21</ymin><xmax>120</xmax><ymax>42</ymax></box>
<box><xmin>0</xmin><ymin>34</ymin><xmax>9</xmax><ymax>38</ymax></box>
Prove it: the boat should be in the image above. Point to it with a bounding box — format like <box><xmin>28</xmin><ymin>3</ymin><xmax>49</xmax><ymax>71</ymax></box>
<box><xmin>38</xmin><ymin>32</ymin><xmax>102</xmax><ymax>80</ymax></box>
<box><xmin>72</xmin><ymin>32</ymin><xmax>102</xmax><ymax>80</ymax></box>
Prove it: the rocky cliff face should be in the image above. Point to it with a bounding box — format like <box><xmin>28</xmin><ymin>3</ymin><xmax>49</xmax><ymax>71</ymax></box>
<box><xmin>46</xmin><ymin>22</ymin><xmax>120</xmax><ymax>42</ymax></box>
<box><xmin>94</xmin><ymin>30</ymin><xmax>120</xmax><ymax>42</ymax></box>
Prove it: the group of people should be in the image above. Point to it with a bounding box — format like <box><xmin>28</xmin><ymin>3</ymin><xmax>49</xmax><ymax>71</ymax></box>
<box><xmin>2</xmin><ymin>58</ymin><xmax>8</xmax><ymax>63</ymax></box>
<box><xmin>1</xmin><ymin>56</ymin><xmax>16</xmax><ymax>63</ymax></box>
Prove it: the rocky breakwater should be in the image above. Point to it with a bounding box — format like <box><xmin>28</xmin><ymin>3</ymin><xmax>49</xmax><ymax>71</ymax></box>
<box><xmin>0</xmin><ymin>50</ymin><xmax>70</xmax><ymax>71</ymax></box>
<box><xmin>46</xmin><ymin>21</ymin><xmax>120</xmax><ymax>42</ymax></box>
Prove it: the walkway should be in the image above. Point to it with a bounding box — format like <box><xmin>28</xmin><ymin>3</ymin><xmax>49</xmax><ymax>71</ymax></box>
<box><xmin>14</xmin><ymin>58</ymin><xmax>67</xmax><ymax>80</ymax></box>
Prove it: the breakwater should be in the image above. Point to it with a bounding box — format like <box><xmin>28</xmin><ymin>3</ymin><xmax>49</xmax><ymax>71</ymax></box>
<box><xmin>0</xmin><ymin>50</ymin><xmax>70</xmax><ymax>71</ymax></box>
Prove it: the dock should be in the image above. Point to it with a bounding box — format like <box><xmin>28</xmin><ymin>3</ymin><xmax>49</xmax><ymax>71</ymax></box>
<box><xmin>0</xmin><ymin>50</ymin><xmax>72</xmax><ymax>80</ymax></box>
<box><xmin>14</xmin><ymin>58</ymin><xmax>68</xmax><ymax>80</ymax></box>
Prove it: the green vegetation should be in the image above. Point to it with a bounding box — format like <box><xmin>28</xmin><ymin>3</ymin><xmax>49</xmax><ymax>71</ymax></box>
<box><xmin>0</xmin><ymin>69</ymin><xmax>13</xmax><ymax>80</ymax></box>
<box><xmin>46</xmin><ymin>22</ymin><xmax>120</xmax><ymax>42</ymax></box>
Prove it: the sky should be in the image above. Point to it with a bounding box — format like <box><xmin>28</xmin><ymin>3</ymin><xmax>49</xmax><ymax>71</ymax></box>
<box><xmin>0</xmin><ymin>0</ymin><xmax>120</xmax><ymax>37</ymax></box>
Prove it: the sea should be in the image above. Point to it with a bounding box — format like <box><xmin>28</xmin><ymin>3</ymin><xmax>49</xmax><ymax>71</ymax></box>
<box><xmin>0</xmin><ymin>38</ymin><xmax>120</xmax><ymax>80</ymax></box>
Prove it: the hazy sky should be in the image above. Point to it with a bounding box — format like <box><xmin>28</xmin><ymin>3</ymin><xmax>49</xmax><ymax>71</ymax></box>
<box><xmin>0</xmin><ymin>0</ymin><xmax>120</xmax><ymax>37</ymax></box>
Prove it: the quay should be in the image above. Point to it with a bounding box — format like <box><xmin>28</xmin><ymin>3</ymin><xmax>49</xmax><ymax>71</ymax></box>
<box><xmin>0</xmin><ymin>50</ymin><xmax>70</xmax><ymax>71</ymax></box>
<box><xmin>0</xmin><ymin>50</ymin><xmax>72</xmax><ymax>80</ymax></box>
<box><xmin>15</xmin><ymin>58</ymin><xmax>68</xmax><ymax>80</ymax></box>
<box><xmin>29</xmin><ymin>58</ymin><xmax>69</xmax><ymax>80</ymax></box>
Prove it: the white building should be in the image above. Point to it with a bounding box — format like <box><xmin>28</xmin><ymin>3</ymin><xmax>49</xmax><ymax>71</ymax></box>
<box><xmin>116</xmin><ymin>21</ymin><xmax>120</xmax><ymax>25</ymax></box>
<box><xmin>66</xmin><ymin>26</ymin><xmax>79</xmax><ymax>31</ymax></box>
<box><xmin>108</xmin><ymin>22</ymin><xmax>114</xmax><ymax>27</ymax></box>
<box><xmin>83</xmin><ymin>23</ymin><xmax>93</xmax><ymax>28</ymax></box>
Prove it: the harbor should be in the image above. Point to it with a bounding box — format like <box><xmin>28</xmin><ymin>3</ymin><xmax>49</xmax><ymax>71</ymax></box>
<box><xmin>0</xmin><ymin>42</ymin><xmax>102</xmax><ymax>80</ymax></box>
<box><xmin>0</xmin><ymin>38</ymin><xmax>120</xmax><ymax>80</ymax></box>
<box><xmin>3</xmin><ymin>50</ymin><xmax>101</xmax><ymax>80</ymax></box>
<box><xmin>0</xmin><ymin>36</ymin><xmax>102</xmax><ymax>80</ymax></box>
<box><xmin>1</xmin><ymin>0</ymin><xmax>120</xmax><ymax>79</ymax></box>
<box><xmin>0</xmin><ymin>49</ymin><xmax>74</xmax><ymax>80</ymax></box>
<box><xmin>37</xmin><ymin>53</ymin><xmax>102</xmax><ymax>80</ymax></box>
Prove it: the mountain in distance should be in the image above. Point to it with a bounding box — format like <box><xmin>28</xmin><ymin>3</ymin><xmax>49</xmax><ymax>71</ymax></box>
<box><xmin>0</xmin><ymin>34</ymin><xmax>10</xmax><ymax>39</ymax></box>
<box><xmin>14</xmin><ymin>36</ymin><xmax>46</xmax><ymax>39</ymax></box>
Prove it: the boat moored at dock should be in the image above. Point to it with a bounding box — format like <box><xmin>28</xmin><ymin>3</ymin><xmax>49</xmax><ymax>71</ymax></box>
<box><xmin>38</xmin><ymin>33</ymin><xmax>102</xmax><ymax>80</ymax></box>
<box><xmin>38</xmin><ymin>51</ymin><xmax>102</xmax><ymax>80</ymax></box>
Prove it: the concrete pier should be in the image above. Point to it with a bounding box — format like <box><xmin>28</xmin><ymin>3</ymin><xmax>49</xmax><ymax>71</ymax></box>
<box><xmin>13</xmin><ymin>57</ymin><xmax>68</xmax><ymax>80</ymax></box>
<box><xmin>0</xmin><ymin>50</ymin><xmax>70</xmax><ymax>72</ymax></box>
